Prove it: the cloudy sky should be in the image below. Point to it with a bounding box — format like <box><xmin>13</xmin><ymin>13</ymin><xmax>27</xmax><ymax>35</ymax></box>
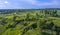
<box><xmin>0</xmin><ymin>0</ymin><xmax>60</xmax><ymax>9</ymax></box>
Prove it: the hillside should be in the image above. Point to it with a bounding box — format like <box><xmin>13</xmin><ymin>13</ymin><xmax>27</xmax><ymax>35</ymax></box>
<box><xmin>0</xmin><ymin>9</ymin><xmax>60</xmax><ymax>35</ymax></box>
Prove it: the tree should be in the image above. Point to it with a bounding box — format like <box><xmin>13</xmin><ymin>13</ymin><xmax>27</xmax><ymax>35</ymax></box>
<box><xmin>55</xmin><ymin>26</ymin><xmax>60</xmax><ymax>35</ymax></box>
<box><xmin>52</xmin><ymin>10</ymin><xmax>57</xmax><ymax>17</ymax></box>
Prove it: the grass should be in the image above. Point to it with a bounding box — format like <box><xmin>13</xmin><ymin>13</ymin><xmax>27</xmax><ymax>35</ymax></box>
<box><xmin>0</xmin><ymin>10</ymin><xmax>60</xmax><ymax>35</ymax></box>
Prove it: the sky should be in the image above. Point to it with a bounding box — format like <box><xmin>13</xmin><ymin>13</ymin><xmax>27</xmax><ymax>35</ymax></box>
<box><xmin>0</xmin><ymin>0</ymin><xmax>60</xmax><ymax>9</ymax></box>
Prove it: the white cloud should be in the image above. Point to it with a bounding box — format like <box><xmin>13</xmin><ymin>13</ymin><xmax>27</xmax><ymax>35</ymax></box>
<box><xmin>53</xmin><ymin>0</ymin><xmax>59</xmax><ymax>5</ymax></box>
<box><xmin>0</xmin><ymin>0</ymin><xmax>9</xmax><ymax>4</ymax></box>
<box><xmin>22</xmin><ymin>0</ymin><xmax>59</xmax><ymax>6</ymax></box>
<box><xmin>4</xmin><ymin>1</ymin><xmax>8</xmax><ymax>4</ymax></box>
<box><xmin>0</xmin><ymin>0</ymin><xmax>59</xmax><ymax>9</ymax></box>
<box><xmin>25</xmin><ymin>0</ymin><xmax>37</xmax><ymax>4</ymax></box>
<box><xmin>21</xmin><ymin>0</ymin><xmax>38</xmax><ymax>4</ymax></box>
<box><xmin>0</xmin><ymin>0</ymin><xmax>3</xmax><ymax>4</ymax></box>
<box><xmin>0</xmin><ymin>0</ymin><xmax>10</xmax><ymax>9</ymax></box>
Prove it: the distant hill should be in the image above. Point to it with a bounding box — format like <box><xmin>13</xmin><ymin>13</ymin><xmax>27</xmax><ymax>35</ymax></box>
<box><xmin>0</xmin><ymin>8</ymin><xmax>60</xmax><ymax>14</ymax></box>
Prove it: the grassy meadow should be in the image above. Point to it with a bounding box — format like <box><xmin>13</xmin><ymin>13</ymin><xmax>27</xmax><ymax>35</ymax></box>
<box><xmin>0</xmin><ymin>9</ymin><xmax>60</xmax><ymax>35</ymax></box>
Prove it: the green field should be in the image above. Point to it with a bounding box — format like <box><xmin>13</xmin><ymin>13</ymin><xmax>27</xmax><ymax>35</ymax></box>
<box><xmin>0</xmin><ymin>9</ymin><xmax>60</xmax><ymax>35</ymax></box>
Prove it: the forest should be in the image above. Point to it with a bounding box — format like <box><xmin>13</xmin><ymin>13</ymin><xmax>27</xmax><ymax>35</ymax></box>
<box><xmin>0</xmin><ymin>9</ymin><xmax>60</xmax><ymax>35</ymax></box>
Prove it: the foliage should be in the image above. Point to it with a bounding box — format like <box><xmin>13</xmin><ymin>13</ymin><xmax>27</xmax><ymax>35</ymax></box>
<box><xmin>0</xmin><ymin>9</ymin><xmax>60</xmax><ymax>35</ymax></box>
